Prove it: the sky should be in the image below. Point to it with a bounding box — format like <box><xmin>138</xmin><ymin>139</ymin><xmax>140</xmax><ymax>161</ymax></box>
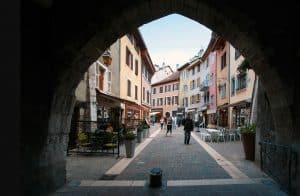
<box><xmin>139</xmin><ymin>13</ymin><xmax>212</xmax><ymax>71</ymax></box>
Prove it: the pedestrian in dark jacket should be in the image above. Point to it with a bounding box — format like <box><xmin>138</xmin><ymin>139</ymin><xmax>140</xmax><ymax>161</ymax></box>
<box><xmin>183</xmin><ymin>113</ymin><xmax>194</xmax><ymax>144</ymax></box>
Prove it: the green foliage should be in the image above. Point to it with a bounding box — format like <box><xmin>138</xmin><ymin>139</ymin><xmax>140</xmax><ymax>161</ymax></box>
<box><xmin>124</xmin><ymin>131</ymin><xmax>136</xmax><ymax>140</ymax></box>
<box><xmin>137</xmin><ymin>126</ymin><xmax>143</xmax><ymax>132</ymax></box>
<box><xmin>240</xmin><ymin>123</ymin><xmax>256</xmax><ymax>135</ymax></box>
<box><xmin>78</xmin><ymin>131</ymin><xmax>88</xmax><ymax>143</ymax></box>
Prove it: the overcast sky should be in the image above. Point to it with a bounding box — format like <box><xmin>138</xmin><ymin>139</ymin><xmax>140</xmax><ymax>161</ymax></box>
<box><xmin>139</xmin><ymin>13</ymin><xmax>212</xmax><ymax>71</ymax></box>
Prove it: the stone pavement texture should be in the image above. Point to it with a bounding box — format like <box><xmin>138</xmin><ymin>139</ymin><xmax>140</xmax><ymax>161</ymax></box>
<box><xmin>57</xmin><ymin>124</ymin><xmax>287</xmax><ymax>196</ymax></box>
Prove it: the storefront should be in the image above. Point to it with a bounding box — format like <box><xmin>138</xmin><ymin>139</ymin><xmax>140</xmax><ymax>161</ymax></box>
<box><xmin>230</xmin><ymin>99</ymin><xmax>252</xmax><ymax>128</ymax></box>
<box><xmin>96</xmin><ymin>89</ymin><xmax>122</xmax><ymax>130</ymax></box>
<box><xmin>217</xmin><ymin>103</ymin><xmax>229</xmax><ymax>127</ymax></box>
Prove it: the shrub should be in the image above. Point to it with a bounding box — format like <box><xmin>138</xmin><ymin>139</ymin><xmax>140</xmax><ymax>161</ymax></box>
<box><xmin>124</xmin><ymin>131</ymin><xmax>136</xmax><ymax>140</ymax></box>
<box><xmin>240</xmin><ymin>123</ymin><xmax>256</xmax><ymax>135</ymax></box>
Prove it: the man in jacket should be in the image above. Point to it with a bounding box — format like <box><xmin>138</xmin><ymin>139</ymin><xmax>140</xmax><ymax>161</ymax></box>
<box><xmin>183</xmin><ymin>113</ymin><xmax>194</xmax><ymax>144</ymax></box>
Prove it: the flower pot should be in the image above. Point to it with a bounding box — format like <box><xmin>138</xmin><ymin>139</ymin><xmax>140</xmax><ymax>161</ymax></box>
<box><xmin>136</xmin><ymin>131</ymin><xmax>142</xmax><ymax>143</ymax></box>
<box><xmin>124</xmin><ymin>139</ymin><xmax>136</xmax><ymax>158</ymax></box>
<box><xmin>144</xmin><ymin>128</ymin><xmax>149</xmax><ymax>137</ymax></box>
<box><xmin>241</xmin><ymin>133</ymin><xmax>255</xmax><ymax>161</ymax></box>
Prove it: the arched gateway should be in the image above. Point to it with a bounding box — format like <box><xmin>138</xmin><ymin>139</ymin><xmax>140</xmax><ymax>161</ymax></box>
<box><xmin>22</xmin><ymin>0</ymin><xmax>299</xmax><ymax>195</ymax></box>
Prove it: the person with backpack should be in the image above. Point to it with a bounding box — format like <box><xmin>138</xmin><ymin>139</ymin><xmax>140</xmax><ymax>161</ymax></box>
<box><xmin>183</xmin><ymin>113</ymin><xmax>194</xmax><ymax>144</ymax></box>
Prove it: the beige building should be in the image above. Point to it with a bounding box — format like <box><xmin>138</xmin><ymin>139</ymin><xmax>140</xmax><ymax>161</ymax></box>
<box><xmin>216</xmin><ymin>40</ymin><xmax>230</xmax><ymax>127</ymax></box>
<box><xmin>110</xmin><ymin>29</ymin><xmax>149</xmax><ymax>127</ymax></box>
<box><xmin>141</xmin><ymin>48</ymin><xmax>155</xmax><ymax>121</ymax></box>
<box><xmin>228</xmin><ymin>45</ymin><xmax>256</xmax><ymax>128</ymax></box>
<box><xmin>177</xmin><ymin>63</ymin><xmax>190</xmax><ymax>118</ymax></box>
<box><xmin>151</xmin><ymin>72</ymin><xmax>180</xmax><ymax>120</ymax></box>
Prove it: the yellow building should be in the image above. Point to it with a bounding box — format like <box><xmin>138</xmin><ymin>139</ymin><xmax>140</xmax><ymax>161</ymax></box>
<box><xmin>110</xmin><ymin>30</ymin><xmax>149</xmax><ymax>127</ymax></box>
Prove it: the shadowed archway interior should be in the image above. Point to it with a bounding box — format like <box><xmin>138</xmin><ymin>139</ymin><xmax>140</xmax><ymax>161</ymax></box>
<box><xmin>22</xmin><ymin>0</ymin><xmax>299</xmax><ymax>195</ymax></box>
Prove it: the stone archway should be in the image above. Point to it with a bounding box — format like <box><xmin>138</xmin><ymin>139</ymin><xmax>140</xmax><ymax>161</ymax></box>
<box><xmin>22</xmin><ymin>0</ymin><xmax>298</xmax><ymax>195</ymax></box>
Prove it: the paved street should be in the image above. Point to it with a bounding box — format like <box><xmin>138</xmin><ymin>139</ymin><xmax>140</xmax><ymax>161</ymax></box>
<box><xmin>56</xmin><ymin>124</ymin><xmax>287</xmax><ymax>195</ymax></box>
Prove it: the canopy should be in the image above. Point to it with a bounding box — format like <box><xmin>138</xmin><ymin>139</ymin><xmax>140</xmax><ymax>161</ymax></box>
<box><xmin>149</xmin><ymin>112</ymin><xmax>161</xmax><ymax>116</ymax></box>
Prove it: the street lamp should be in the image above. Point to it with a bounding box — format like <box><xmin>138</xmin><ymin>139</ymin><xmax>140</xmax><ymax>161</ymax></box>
<box><xmin>102</xmin><ymin>49</ymin><xmax>112</xmax><ymax>66</ymax></box>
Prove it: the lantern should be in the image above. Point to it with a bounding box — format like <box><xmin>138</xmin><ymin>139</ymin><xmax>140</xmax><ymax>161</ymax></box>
<box><xmin>102</xmin><ymin>50</ymin><xmax>112</xmax><ymax>66</ymax></box>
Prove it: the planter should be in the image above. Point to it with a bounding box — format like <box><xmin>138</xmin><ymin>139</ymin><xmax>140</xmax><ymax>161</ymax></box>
<box><xmin>136</xmin><ymin>131</ymin><xmax>142</xmax><ymax>143</ymax></box>
<box><xmin>144</xmin><ymin>128</ymin><xmax>149</xmax><ymax>138</ymax></box>
<box><xmin>142</xmin><ymin>129</ymin><xmax>147</xmax><ymax>139</ymax></box>
<box><xmin>124</xmin><ymin>139</ymin><xmax>136</xmax><ymax>158</ymax></box>
<box><xmin>241</xmin><ymin>133</ymin><xmax>255</xmax><ymax>161</ymax></box>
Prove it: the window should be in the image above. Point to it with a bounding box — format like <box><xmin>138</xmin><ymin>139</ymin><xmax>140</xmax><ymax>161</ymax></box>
<box><xmin>135</xmin><ymin>85</ymin><xmax>138</xmax><ymax>100</ymax></box>
<box><xmin>221</xmin><ymin>52</ymin><xmax>226</xmax><ymax>70</ymax></box>
<box><xmin>183</xmin><ymin>97</ymin><xmax>188</xmax><ymax>107</ymax></box>
<box><xmin>197</xmin><ymin>78</ymin><xmax>200</xmax><ymax>87</ymax></box>
<box><xmin>147</xmin><ymin>91</ymin><xmax>150</xmax><ymax>103</ymax></box>
<box><xmin>192</xmin><ymin>67</ymin><xmax>195</xmax><ymax>75</ymax></box>
<box><xmin>153</xmin><ymin>88</ymin><xmax>156</xmax><ymax>94</ymax></box>
<box><xmin>98</xmin><ymin>68</ymin><xmax>105</xmax><ymax>91</ymax></box>
<box><xmin>183</xmin><ymin>85</ymin><xmax>188</xmax><ymax>92</ymax></box>
<box><xmin>166</xmin><ymin>97</ymin><xmax>171</xmax><ymax>105</ymax></box>
<box><xmin>174</xmin><ymin>96</ymin><xmax>178</xmax><ymax>105</ymax></box>
<box><xmin>173</xmin><ymin>83</ymin><xmax>179</xmax><ymax>90</ymax></box>
<box><xmin>221</xmin><ymin>84</ymin><xmax>226</xmax><ymax>98</ymax></box>
<box><xmin>197</xmin><ymin>64</ymin><xmax>200</xmax><ymax>72</ymax></box>
<box><xmin>158</xmin><ymin>98</ymin><xmax>163</xmax><ymax>106</ymax></box>
<box><xmin>237</xmin><ymin>73</ymin><xmax>247</xmax><ymax>90</ymax></box>
<box><xmin>165</xmin><ymin>85</ymin><xmax>171</xmax><ymax>92</ymax></box>
<box><xmin>143</xmin><ymin>87</ymin><xmax>145</xmax><ymax>101</ymax></box>
<box><xmin>231</xmin><ymin>77</ymin><xmax>235</xmax><ymax>96</ymax></box>
<box><xmin>135</xmin><ymin>60</ymin><xmax>138</xmax><ymax>75</ymax></box>
<box><xmin>152</xmin><ymin>99</ymin><xmax>155</xmax><ymax>106</ymax></box>
<box><xmin>159</xmin><ymin>87</ymin><xmax>163</xmax><ymax>93</ymax></box>
<box><xmin>235</xmin><ymin>49</ymin><xmax>241</xmax><ymax>59</ymax></box>
<box><xmin>196</xmin><ymin>94</ymin><xmax>200</xmax><ymax>103</ymax></box>
<box><xmin>107</xmin><ymin>71</ymin><xmax>111</xmax><ymax>93</ymax></box>
<box><xmin>126</xmin><ymin>47</ymin><xmax>133</xmax><ymax>69</ymax></box>
<box><xmin>127</xmin><ymin>80</ymin><xmax>131</xmax><ymax>97</ymax></box>
<box><xmin>190</xmin><ymin>80</ymin><xmax>195</xmax><ymax>90</ymax></box>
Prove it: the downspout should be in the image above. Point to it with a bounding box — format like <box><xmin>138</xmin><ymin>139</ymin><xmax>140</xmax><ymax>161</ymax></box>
<box><xmin>216</xmin><ymin>51</ymin><xmax>219</xmax><ymax>127</ymax></box>
<box><xmin>228</xmin><ymin>43</ymin><xmax>231</xmax><ymax>128</ymax></box>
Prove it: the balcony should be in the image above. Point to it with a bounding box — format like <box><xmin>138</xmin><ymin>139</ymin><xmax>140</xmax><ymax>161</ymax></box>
<box><xmin>199</xmin><ymin>80</ymin><xmax>209</xmax><ymax>91</ymax></box>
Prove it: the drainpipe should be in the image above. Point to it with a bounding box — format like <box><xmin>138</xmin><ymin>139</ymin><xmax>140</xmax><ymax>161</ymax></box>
<box><xmin>228</xmin><ymin>43</ymin><xmax>231</xmax><ymax>128</ymax></box>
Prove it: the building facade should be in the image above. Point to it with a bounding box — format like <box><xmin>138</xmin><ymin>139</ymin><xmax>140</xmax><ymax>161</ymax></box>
<box><xmin>141</xmin><ymin>48</ymin><xmax>155</xmax><ymax>121</ymax></box>
<box><xmin>151</xmin><ymin>72</ymin><xmax>180</xmax><ymax>120</ymax></box>
<box><xmin>216</xmin><ymin>40</ymin><xmax>230</xmax><ymax>127</ymax></box>
<box><xmin>228</xmin><ymin>46</ymin><xmax>256</xmax><ymax>128</ymax></box>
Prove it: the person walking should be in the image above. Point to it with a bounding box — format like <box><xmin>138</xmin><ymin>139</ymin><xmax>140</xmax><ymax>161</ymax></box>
<box><xmin>183</xmin><ymin>113</ymin><xmax>194</xmax><ymax>144</ymax></box>
<box><xmin>165</xmin><ymin>112</ymin><xmax>173</xmax><ymax>136</ymax></box>
<box><xmin>160</xmin><ymin>117</ymin><xmax>164</xmax><ymax>130</ymax></box>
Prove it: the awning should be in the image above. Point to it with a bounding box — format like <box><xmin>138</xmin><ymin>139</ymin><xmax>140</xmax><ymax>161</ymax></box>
<box><xmin>207</xmin><ymin>109</ymin><xmax>216</xmax><ymax>114</ymax></box>
<box><xmin>149</xmin><ymin>112</ymin><xmax>161</xmax><ymax>116</ymax></box>
<box><xmin>228</xmin><ymin>99</ymin><xmax>252</xmax><ymax>108</ymax></box>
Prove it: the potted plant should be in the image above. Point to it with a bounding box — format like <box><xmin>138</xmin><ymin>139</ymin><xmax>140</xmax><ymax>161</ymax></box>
<box><xmin>124</xmin><ymin>129</ymin><xmax>136</xmax><ymax>158</ymax></box>
<box><xmin>136</xmin><ymin>126</ymin><xmax>143</xmax><ymax>143</ymax></box>
<box><xmin>240</xmin><ymin>123</ymin><xmax>256</xmax><ymax>161</ymax></box>
<box><xmin>142</xmin><ymin>122</ymin><xmax>150</xmax><ymax>138</ymax></box>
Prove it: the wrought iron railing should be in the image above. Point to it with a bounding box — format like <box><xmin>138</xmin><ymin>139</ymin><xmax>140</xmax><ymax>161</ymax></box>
<box><xmin>67</xmin><ymin>120</ymin><xmax>121</xmax><ymax>157</ymax></box>
<box><xmin>259</xmin><ymin>141</ymin><xmax>297</xmax><ymax>193</ymax></box>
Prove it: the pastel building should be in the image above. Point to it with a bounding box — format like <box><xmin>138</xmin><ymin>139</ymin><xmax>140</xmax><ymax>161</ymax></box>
<box><xmin>228</xmin><ymin>46</ymin><xmax>256</xmax><ymax>128</ymax></box>
<box><xmin>151</xmin><ymin>72</ymin><xmax>180</xmax><ymax>120</ymax></box>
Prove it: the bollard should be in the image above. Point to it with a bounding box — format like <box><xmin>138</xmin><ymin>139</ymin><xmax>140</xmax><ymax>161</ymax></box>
<box><xmin>149</xmin><ymin>167</ymin><xmax>162</xmax><ymax>187</ymax></box>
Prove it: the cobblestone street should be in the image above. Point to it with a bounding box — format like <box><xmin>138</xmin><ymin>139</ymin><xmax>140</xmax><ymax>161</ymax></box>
<box><xmin>56</xmin><ymin>124</ymin><xmax>287</xmax><ymax>195</ymax></box>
